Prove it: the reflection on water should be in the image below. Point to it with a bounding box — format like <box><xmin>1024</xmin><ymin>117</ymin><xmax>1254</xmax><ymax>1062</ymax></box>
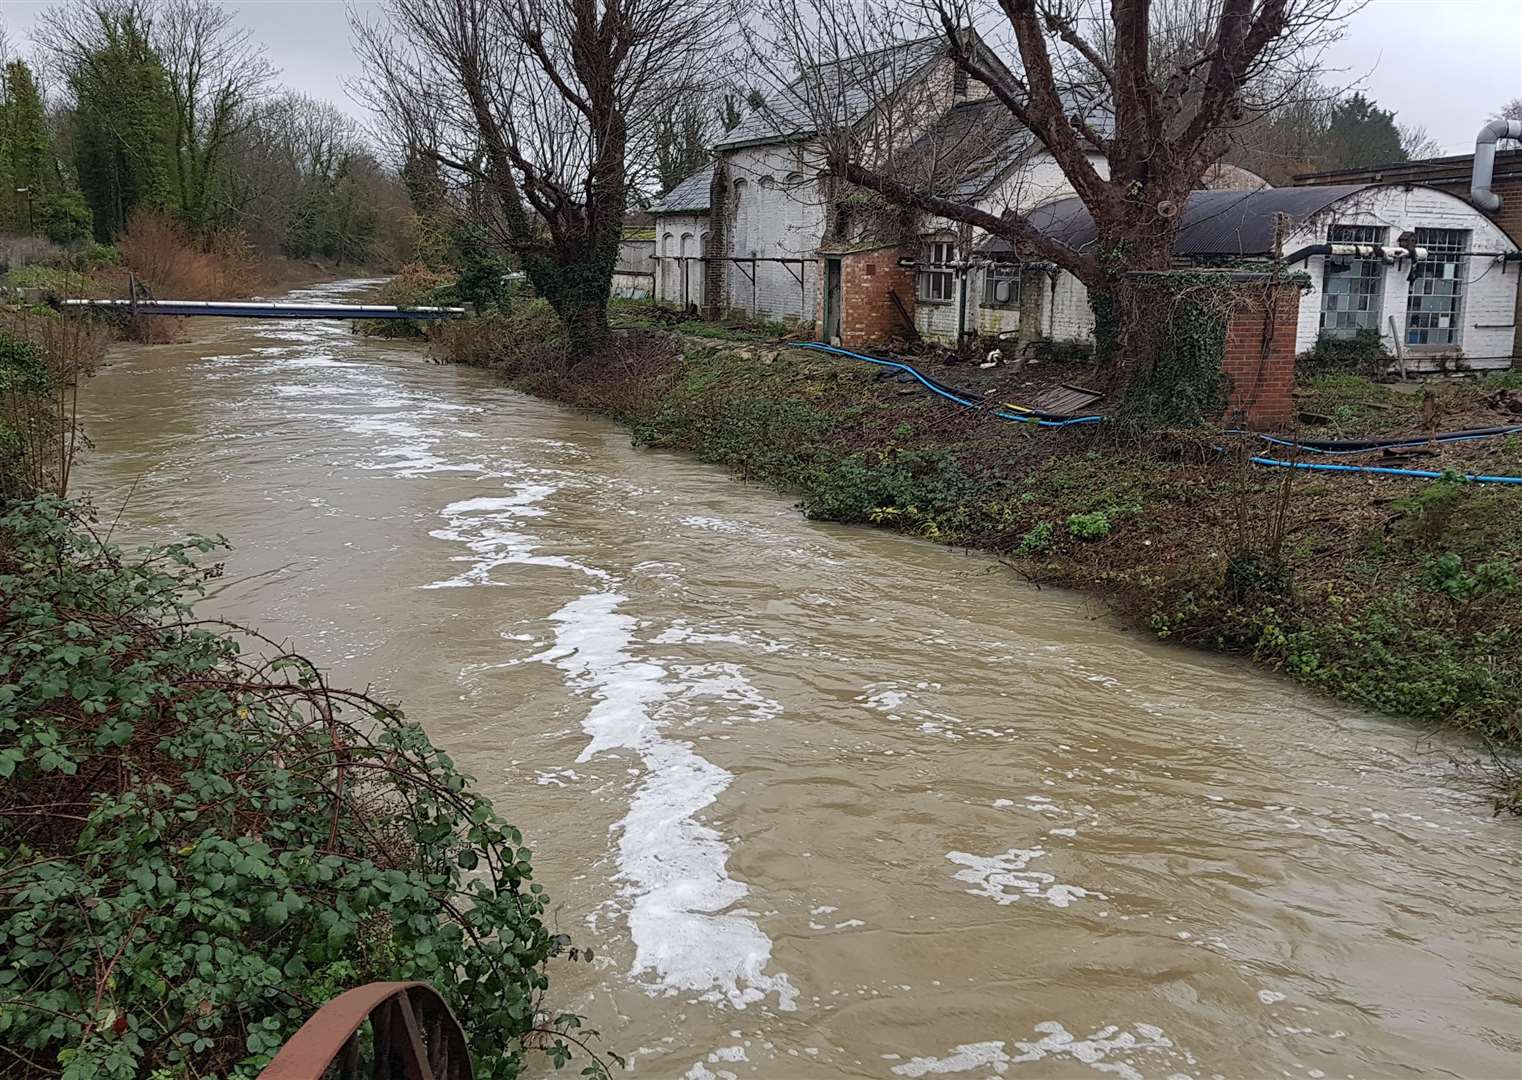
<box><xmin>75</xmin><ymin>283</ymin><xmax>1522</xmax><ymax>1079</ymax></box>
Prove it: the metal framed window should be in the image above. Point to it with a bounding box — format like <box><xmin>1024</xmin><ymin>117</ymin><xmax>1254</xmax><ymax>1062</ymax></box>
<box><xmin>1406</xmin><ymin>227</ymin><xmax>1469</xmax><ymax>346</ymax></box>
<box><xmin>1318</xmin><ymin>224</ymin><xmax>1385</xmax><ymax>338</ymax></box>
<box><xmin>982</xmin><ymin>262</ymin><xmax>1021</xmax><ymax>307</ymax></box>
<box><xmin>918</xmin><ymin>239</ymin><xmax>956</xmax><ymax>302</ymax></box>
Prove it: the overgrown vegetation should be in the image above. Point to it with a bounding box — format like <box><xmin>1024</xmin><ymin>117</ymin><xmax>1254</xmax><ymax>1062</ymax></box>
<box><xmin>1299</xmin><ymin>328</ymin><xmax>1395</xmax><ymax>378</ymax></box>
<box><xmin>0</xmin><ymin>499</ymin><xmax>612</xmax><ymax>1079</ymax></box>
<box><xmin>0</xmin><ymin>309</ymin><xmax>109</xmax><ymax>501</ymax></box>
<box><xmin>439</xmin><ymin>325</ymin><xmax>1522</xmax><ymax>812</ymax></box>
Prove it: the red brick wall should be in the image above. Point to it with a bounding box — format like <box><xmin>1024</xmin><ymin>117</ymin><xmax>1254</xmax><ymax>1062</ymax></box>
<box><xmin>823</xmin><ymin>246</ymin><xmax>917</xmax><ymax>348</ymax></box>
<box><xmin>1221</xmin><ymin>283</ymin><xmax>1301</xmax><ymax>430</ymax></box>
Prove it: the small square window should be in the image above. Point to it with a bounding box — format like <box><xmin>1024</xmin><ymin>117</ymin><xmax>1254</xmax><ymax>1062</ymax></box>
<box><xmin>918</xmin><ymin>239</ymin><xmax>956</xmax><ymax>302</ymax></box>
<box><xmin>982</xmin><ymin>263</ymin><xmax>1021</xmax><ymax>307</ymax></box>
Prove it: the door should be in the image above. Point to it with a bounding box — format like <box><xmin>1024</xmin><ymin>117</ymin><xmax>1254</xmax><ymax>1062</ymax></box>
<box><xmin>824</xmin><ymin>257</ymin><xmax>843</xmax><ymax>344</ymax></box>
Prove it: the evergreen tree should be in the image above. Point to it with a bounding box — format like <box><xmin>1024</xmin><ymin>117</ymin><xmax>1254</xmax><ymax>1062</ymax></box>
<box><xmin>1</xmin><ymin>61</ymin><xmax>52</xmax><ymax>232</ymax></box>
<box><xmin>69</xmin><ymin>10</ymin><xmax>175</xmax><ymax>240</ymax></box>
<box><xmin>1322</xmin><ymin>93</ymin><xmax>1407</xmax><ymax>171</ymax></box>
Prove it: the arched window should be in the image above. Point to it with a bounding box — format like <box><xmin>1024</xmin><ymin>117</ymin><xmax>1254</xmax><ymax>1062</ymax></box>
<box><xmin>679</xmin><ymin>232</ymin><xmax>693</xmax><ymax>257</ymax></box>
<box><xmin>662</xmin><ymin>232</ymin><xmax>675</xmax><ymax>255</ymax></box>
<box><xmin>784</xmin><ymin>171</ymin><xmax>805</xmax><ymax>185</ymax></box>
<box><xmin>758</xmin><ymin>175</ymin><xmax>775</xmax><ymax>189</ymax></box>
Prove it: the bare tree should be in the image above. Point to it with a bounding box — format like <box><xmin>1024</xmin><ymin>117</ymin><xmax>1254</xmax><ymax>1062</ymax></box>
<box><xmin>352</xmin><ymin>0</ymin><xmax>725</xmax><ymax>353</ymax></box>
<box><xmin>1398</xmin><ymin>122</ymin><xmax>1441</xmax><ymax>162</ymax></box>
<box><xmin>155</xmin><ymin>0</ymin><xmax>275</xmax><ymax>233</ymax></box>
<box><xmin>1494</xmin><ymin>98</ymin><xmax>1522</xmax><ymax>123</ymax></box>
<box><xmin>750</xmin><ymin>0</ymin><xmax>1361</xmax><ymax>352</ymax></box>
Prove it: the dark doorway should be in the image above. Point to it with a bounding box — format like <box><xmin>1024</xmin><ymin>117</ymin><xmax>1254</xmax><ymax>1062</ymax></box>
<box><xmin>824</xmin><ymin>257</ymin><xmax>843</xmax><ymax>344</ymax></box>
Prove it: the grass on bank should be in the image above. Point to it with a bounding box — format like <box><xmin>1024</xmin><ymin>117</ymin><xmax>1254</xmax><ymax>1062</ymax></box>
<box><xmin>432</xmin><ymin>301</ymin><xmax>1522</xmax><ymax>813</ymax></box>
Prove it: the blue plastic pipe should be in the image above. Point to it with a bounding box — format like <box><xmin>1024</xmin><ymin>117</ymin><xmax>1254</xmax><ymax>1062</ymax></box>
<box><xmin>1250</xmin><ymin>429</ymin><xmax>1522</xmax><ymax>456</ymax></box>
<box><xmin>790</xmin><ymin>341</ymin><xmax>1102</xmax><ymax>428</ymax></box>
<box><xmin>1250</xmin><ymin>455</ymin><xmax>1522</xmax><ymax>485</ymax></box>
<box><xmin>793</xmin><ymin>341</ymin><xmax>1522</xmax><ymax>485</ymax></box>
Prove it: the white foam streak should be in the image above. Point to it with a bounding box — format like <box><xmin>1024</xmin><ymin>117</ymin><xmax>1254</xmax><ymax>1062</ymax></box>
<box><xmin>544</xmin><ymin>592</ymin><xmax>797</xmax><ymax>1011</ymax></box>
<box><xmin>946</xmin><ymin>848</ymin><xmax>1100</xmax><ymax>908</ymax></box>
<box><xmin>892</xmin><ymin>1023</ymin><xmax>1180</xmax><ymax>1079</ymax></box>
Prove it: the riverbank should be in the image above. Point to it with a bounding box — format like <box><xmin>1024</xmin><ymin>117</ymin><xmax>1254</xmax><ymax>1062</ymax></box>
<box><xmin>0</xmin><ymin>497</ymin><xmax>606</xmax><ymax>1078</ymax></box>
<box><xmin>433</xmin><ymin>304</ymin><xmax>1522</xmax><ymax>810</ymax></box>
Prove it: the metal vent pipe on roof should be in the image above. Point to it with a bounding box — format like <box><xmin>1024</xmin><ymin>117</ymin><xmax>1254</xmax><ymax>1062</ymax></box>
<box><xmin>1470</xmin><ymin>118</ymin><xmax>1522</xmax><ymax>212</ymax></box>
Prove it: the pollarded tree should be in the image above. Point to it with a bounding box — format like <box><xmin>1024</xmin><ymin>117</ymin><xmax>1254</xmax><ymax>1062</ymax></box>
<box><xmin>754</xmin><ymin>0</ymin><xmax>1358</xmax><ymax>358</ymax></box>
<box><xmin>353</xmin><ymin>0</ymin><xmax>726</xmax><ymax>354</ymax></box>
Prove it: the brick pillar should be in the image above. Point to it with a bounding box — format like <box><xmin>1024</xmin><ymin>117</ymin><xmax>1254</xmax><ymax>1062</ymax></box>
<box><xmin>703</xmin><ymin>161</ymin><xmax>729</xmax><ymax>321</ymax></box>
<box><xmin>1221</xmin><ymin>282</ymin><xmax>1300</xmax><ymax>430</ymax></box>
<box><xmin>837</xmin><ymin>245</ymin><xmax>917</xmax><ymax>349</ymax></box>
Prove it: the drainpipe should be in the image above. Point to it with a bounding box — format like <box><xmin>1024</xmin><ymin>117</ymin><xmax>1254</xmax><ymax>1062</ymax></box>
<box><xmin>1470</xmin><ymin>118</ymin><xmax>1522</xmax><ymax>213</ymax></box>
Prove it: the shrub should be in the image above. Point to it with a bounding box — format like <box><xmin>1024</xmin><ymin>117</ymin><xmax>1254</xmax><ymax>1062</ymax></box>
<box><xmin>38</xmin><ymin>192</ymin><xmax>94</xmax><ymax>246</ymax></box>
<box><xmin>433</xmin><ymin>302</ymin><xmax>568</xmax><ymax>372</ymax></box>
<box><xmin>1066</xmin><ymin>510</ymin><xmax>1112</xmax><ymax>539</ymax></box>
<box><xmin>1299</xmin><ymin>328</ymin><xmax>1392</xmax><ymax>376</ymax></box>
<box><xmin>73</xmin><ymin>242</ymin><xmax>121</xmax><ymax>270</ymax></box>
<box><xmin>358</xmin><ymin>264</ymin><xmax>457</xmax><ymax>338</ymax></box>
<box><xmin>1392</xmin><ymin>470</ymin><xmax>1468</xmax><ymax>548</ymax></box>
<box><xmin>0</xmin><ymin>233</ymin><xmax>68</xmax><ymax>270</ymax></box>
<box><xmin>117</xmin><ymin>210</ymin><xmax>221</xmax><ymax>299</ymax></box>
<box><xmin>0</xmin><ymin>311</ymin><xmax>108</xmax><ymax>498</ymax></box>
<box><xmin>0</xmin><ymin>501</ymin><xmax>608</xmax><ymax>1079</ymax></box>
<box><xmin>1015</xmin><ymin>520</ymin><xmax>1054</xmax><ymax>555</ymax></box>
<box><xmin>803</xmin><ymin>449</ymin><xmax>971</xmax><ymax>527</ymax></box>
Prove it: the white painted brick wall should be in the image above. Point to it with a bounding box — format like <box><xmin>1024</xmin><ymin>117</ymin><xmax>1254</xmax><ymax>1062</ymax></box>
<box><xmin>1286</xmin><ymin>186</ymin><xmax>1520</xmax><ymax>369</ymax></box>
<box><xmin>652</xmin><ymin>214</ymin><xmax>710</xmax><ymax>307</ymax></box>
<box><xmin>720</xmin><ymin>145</ymin><xmax>825</xmax><ymax>325</ymax></box>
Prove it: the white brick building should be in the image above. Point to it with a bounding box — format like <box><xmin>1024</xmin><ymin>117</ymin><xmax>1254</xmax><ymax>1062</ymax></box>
<box><xmin>1015</xmin><ymin>184</ymin><xmax>1521</xmax><ymax>370</ymax></box>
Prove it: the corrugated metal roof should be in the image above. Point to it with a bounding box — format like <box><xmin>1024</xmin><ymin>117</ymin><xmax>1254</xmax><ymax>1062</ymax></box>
<box><xmin>652</xmin><ymin>165</ymin><xmax>715</xmax><ymax>214</ymax></box>
<box><xmin>716</xmin><ymin>34</ymin><xmax>946</xmax><ymax>150</ymax></box>
<box><xmin>988</xmin><ymin>184</ymin><xmax>1374</xmax><ymax>257</ymax></box>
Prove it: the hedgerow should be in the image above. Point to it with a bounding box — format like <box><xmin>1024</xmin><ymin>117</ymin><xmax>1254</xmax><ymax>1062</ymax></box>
<box><xmin>0</xmin><ymin>499</ymin><xmax>608</xmax><ymax>1079</ymax></box>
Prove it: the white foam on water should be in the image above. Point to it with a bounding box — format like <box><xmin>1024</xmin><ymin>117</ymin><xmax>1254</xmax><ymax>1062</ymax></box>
<box><xmin>544</xmin><ymin>591</ymin><xmax>797</xmax><ymax>1012</ymax></box>
<box><xmin>424</xmin><ymin>480</ymin><xmax>604</xmax><ymax>588</ymax></box>
<box><xmin>946</xmin><ymin>848</ymin><xmax>1101</xmax><ymax>908</ymax></box>
<box><xmin>892</xmin><ymin>1022</ymin><xmax>1182</xmax><ymax>1079</ymax></box>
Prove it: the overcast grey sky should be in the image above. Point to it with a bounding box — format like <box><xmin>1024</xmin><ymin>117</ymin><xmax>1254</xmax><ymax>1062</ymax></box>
<box><xmin>3</xmin><ymin>0</ymin><xmax>1519</xmax><ymax>155</ymax></box>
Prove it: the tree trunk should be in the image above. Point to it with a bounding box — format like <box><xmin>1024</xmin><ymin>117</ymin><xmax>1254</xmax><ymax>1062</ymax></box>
<box><xmin>556</xmin><ymin>291</ymin><xmax>612</xmax><ymax>357</ymax></box>
<box><xmin>1086</xmin><ymin>221</ymin><xmax>1177</xmax><ymax>375</ymax></box>
<box><xmin>523</xmin><ymin>239</ymin><xmax>618</xmax><ymax>359</ymax></box>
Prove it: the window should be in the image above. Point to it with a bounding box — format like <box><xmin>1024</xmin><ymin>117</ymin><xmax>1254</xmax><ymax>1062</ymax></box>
<box><xmin>1406</xmin><ymin>227</ymin><xmax>1469</xmax><ymax>346</ymax></box>
<box><xmin>918</xmin><ymin>239</ymin><xmax>956</xmax><ymax>302</ymax></box>
<box><xmin>982</xmin><ymin>262</ymin><xmax>1021</xmax><ymax>307</ymax></box>
<box><xmin>1319</xmin><ymin>224</ymin><xmax>1385</xmax><ymax>339</ymax></box>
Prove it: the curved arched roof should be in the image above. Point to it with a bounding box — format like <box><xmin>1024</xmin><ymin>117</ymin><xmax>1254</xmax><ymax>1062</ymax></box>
<box><xmin>999</xmin><ymin>184</ymin><xmax>1375</xmax><ymax>258</ymax></box>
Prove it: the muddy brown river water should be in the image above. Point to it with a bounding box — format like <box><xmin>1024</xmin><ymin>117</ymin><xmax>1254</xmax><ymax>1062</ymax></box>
<box><xmin>73</xmin><ymin>283</ymin><xmax>1521</xmax><ymax>1079</ymax></box>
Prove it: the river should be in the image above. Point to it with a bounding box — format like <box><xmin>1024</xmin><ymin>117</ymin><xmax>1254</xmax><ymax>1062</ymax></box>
<box><xmin>73</xmin><ymin>282</ymin><xmax>1521</xmax><ymax>1079</ymax></box>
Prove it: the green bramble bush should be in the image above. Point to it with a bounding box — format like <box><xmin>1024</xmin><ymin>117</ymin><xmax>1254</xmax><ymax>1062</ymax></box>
<box><xmin>0</xmin><ymin>499</ymin><xmax>610</xmax><ymax>1079</ymax></box>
